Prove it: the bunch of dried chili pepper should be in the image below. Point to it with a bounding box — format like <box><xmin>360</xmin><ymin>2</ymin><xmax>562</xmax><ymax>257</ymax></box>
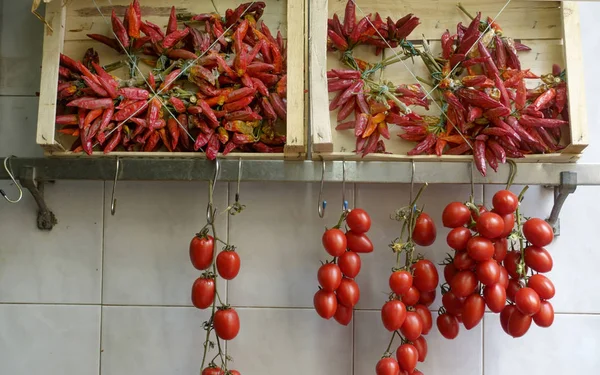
<box><xmin>54</xmin><ymin>1</ymin><xmax>287</xmax><ymax>158</ymax></box>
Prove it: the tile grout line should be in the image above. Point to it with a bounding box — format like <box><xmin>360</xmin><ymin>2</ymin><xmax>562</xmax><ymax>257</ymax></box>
<box><xmin>99</xmin><ymin>181</ymin><xmax>106</xmax><ymax>375</ymax></box>
<box><xmin>351</xmin><ymin>311</ymin><xmax>356</xmax><ymax>375</ymax></box>
<box><xmin>481</xmin><ymin>309</ymin><xmax>485</xmax><ymax>375</ymax></box>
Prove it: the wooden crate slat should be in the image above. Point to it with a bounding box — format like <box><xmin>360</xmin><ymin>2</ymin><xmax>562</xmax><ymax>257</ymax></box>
<box><xmin>36</xmin><ymin>0</ymin><xmax>66</xmax><ymax>150</ymax></box>
<box><xmin>561</xmin><ymin>2</ymin><xmax>589</xmax><ymax>153</ymax></box>
<box><xmin>328</xmin><ymin>0</ymin><xmax>563</xmax><ymax>40</ymax></box>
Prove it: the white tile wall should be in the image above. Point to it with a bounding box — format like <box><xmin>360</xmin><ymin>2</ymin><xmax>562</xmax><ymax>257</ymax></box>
<box><xmin>2</xmin><ymin>1</ymin><xmax>600</xmax><ymax>375</ymax></box>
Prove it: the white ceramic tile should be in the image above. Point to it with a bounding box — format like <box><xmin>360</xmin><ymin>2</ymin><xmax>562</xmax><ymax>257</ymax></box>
<box><xmin>484</xmin><ymin>185</ymin><xmax>600</xmax><ymax>313</ymax></box>
<box><xmin>228</xmin><ymin>308</ymin><xmax>352</xmax><ymax>374</ymax></box>
<box><xmin>353</xmin><ymin>310</ymin><xmax>482</xmax><ymax>375</ymax></box>
<box><xmin>103</xmin><ymin>181</ymin><xmax>228</xmax><ymax>306</ymax></box>
<box><xmin>484</xmin><ymin>313</ymin><xmax>600</xmax><ymax>374</ymax></box>
<box><xmin>0</xmin><ymin>181</ymin><xmax>103</xmax><ymax>303</ymax></box>
<box><xmin>227</xmin><ymin>182</ymin><xmax>354</xmax><ymax>308</ymax></box>
<box><xmin>0</xmin><ymin>304</ymin><xmax>100</xmax><ymax>375</ymax></box>
<box><xmin>0</xmin><ymin>97</ymin><xmax>44</xmax><ymax>157</ymax></box>
<box><xmin>0</xmin><ymin>1</ymin><xmax>43</xmax><ymax>96</ymax></box>
<box><xmin>355</xmin><ymin>184</ymin><xmax>483</xmax><ymax>310</ymax></box>
<box><xmin>101</xmin><ymin>306</ymin><xmax>215</xmax><ymax>375</ymax></box>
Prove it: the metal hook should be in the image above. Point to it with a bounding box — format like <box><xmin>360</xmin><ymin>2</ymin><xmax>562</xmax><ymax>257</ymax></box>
<box><xmin>341</xmin><ymin>161</ymin><xmax>348</xmax><ymax>211</ymax></box>
<box><xmin>0</xmin><ymin>156</ymin><xmax>23</xmax><ymax>204</ymax></box>
<box><xmin>207</xmin><ymin>158</ymin><xmax>220</xmax><ymax>223</ymax></box>
<box><xmin>111</xmin><ymin>157</ymin><xmax>120</xmax><ymax>215</ymax></box>
<box><xmin>317</xmin><ymin>159</ymin><xmax>326</xmax><ymax>218</ymax></box>
<box><xmin>408</xmin><ymin>160</ymin><xmax>415</xmax><ymax>205</ymax></box>
<box><xmin>235</xmin><ymin>158</ymin><xmax>242</xmax><ymax>204</ymax></box>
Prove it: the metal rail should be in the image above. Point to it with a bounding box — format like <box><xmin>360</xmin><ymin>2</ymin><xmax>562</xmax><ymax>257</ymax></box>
<box><xmin>0</xmin><ymin>157</ymin><xmax>600</xmax><ymax>185</ymax></box>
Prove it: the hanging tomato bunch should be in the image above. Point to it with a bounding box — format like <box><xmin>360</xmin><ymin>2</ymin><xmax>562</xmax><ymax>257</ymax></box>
<box><xmin>314</xmin><ymin>208</ymin><xmax>373</xmax><ymax>325</ymax></box>
<box><xmin>437</xmin><ymin>177</ymin><xmax>555</xmax><ymax>339</ymax></box>
<box><xmin>375</xmin><ymin>184</ymin><xmax>439</xmax><ymax>375</ymax></box>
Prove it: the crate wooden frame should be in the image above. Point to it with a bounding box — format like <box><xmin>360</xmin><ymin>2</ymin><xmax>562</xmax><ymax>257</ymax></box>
<box><xmin>309</xmin><ymin>0</ymin><xmax>588</xmax><ymax>162</ymax></box>
<box><xmin>37</xmin><ymin>0</ymin><xmax>305</xmax><ymax>160</ymax></box>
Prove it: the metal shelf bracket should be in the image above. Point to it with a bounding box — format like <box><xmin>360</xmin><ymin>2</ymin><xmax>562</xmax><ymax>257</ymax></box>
<box><xmin>546</xmin><ymin>171</ymin><xmax>577</xmax><ymax>236</ymax></box>
<box><xmin>18</xmin><ymin>166</ymin><xmax>57</xmax><ymax>231</ymax></box>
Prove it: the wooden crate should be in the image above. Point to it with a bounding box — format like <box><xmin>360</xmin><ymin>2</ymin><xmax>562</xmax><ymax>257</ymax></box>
<box><xmin>309</xmin><ymin>0</ymin><xmax>588</xmax><ymax>162</ymax></box>
<box><xmin>37</xmin><ymin>0</ymin><xmax>305</xmax><ymax>159</ymax></box>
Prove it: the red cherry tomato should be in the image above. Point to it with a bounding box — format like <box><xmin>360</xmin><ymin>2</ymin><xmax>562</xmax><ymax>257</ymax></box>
<box><xmin>504</xmin><ymin>250</ymin><xmax>527</xmax><ymax>279</ymax></box>
<box><xmin>450</xmin><ymin>270</ymin><xmax>478</xmax><ymax>297</ymax></box>
<box><xmin>507</xmin><ymin>309</ymin><xmax>532</xmax><ymax>337</ymax></box>
<box><xmin>524</xmin><ymin>246</ymin><xmax>553</xmax><ymax>273</ymax></box>
<box><xmin>381</xmin><ymin>300</ymin><xmax>407</xmax><ymax>331</ymax></box>
<box><xmin>442</xmin><ymin>202</ymin><xmax>471</xmax><ymax>228</ymax></box>
<box><xmin>334</xmin><ymin>302</ymin><xmax>353</xmax><ymax>326</ymax></box>
<box><xmin>454</xmin><ymin>251</ymin><xmax>476</xmax><ymax>271</ymax></box>
<box><xmin>337</xmin><ymin>277</ymin><xmax>360</xmax><ymax>307</ymax></box>
<box><xmin>515</xmin><ymin>287</ymin><xmax>541</xmax><ymax>316</ymax></box>
<box><xmin>346</xmin><ymin>208</ymin><xmax>371</xmax><ymax>233</ymax></box>
<box><xmin>412</xmin><ymin>259</ymin><xmax>439</xmax><ymax>292</ymax></box>
<box><xmin>314</xmin><ymin>289</ymin><xmax>337</xmax><ymax>319</ymax></box>
<box><xmin>216</xmin><ymin>250</ymin><xmax>241</xmax><ymax>280</ymax></box>
<box><xmin>533</xmin><ymin>301</ymin><xmax>554</xmax><ymax>327</ymax></box>
<box><xmin>338</xmin><ymin>251</ymin><xmax>362</xmax><ymax>278</ymax></box>
<box><xmin>492</xmin><ymin>190</ymin><xmax>519</xmax><ymax>215</ymax></box>
<box><xmin>317</xmin><ymin>263</ymin><xmax>343</xmax><ymax>292</ymax></box>
<box><xmin>494</xmin><ymin>238</ymin><xmax>508</xmax><ymax>262</ymax></box>
<box><xmin>483</xmin><ymin>283</ymin><xmax>507</xmax><ymax>313</ymax></box>
<box><xmin>527</xmin><ymin>274</ymin><xmax>555</xmax><ymax>300</ymax></box>
<box><xmin>389</xmin><ymin>270</ymin><xmax>413</xmax><ymax>295</ymax></box>
<box><xmin>191</xmin><ymin>276</ymin><xmax>215</xmax><ymax>309</ymax></box>
<box><xmin>202</xmin><ymin>367</ymin><xmax>224</xmax><ymax>375</ymax></box>
<box><xmin>498</xmin><ymin>213</ymin><xmax>515</xmax><ymax>238</ymax></box>
<box><xmin>322</xmin><ymin>229</ymin><xmax>347</xmax><ymax>257</ymax></box>
<box><xmin>396</xmin><ymin>344</ymin><xmax>418</xmax><ymax>373</ymax></box>
<box><xmin>476</xmin><ymin>212</ymin><xmax>505</xmax><ymax>239</ymax></box>
<box><xmin>346</xmin><ymin>230</ymin><xmax>374</xmax><ymax>253</ymax></box>
<box><xmin>414</xmin><ymin>305</ymin><xmax>432</xmax><ymax>335</ymax></box>
<box><xmin>462</xmin><ymin>294</ymin><xmax>485</xmax><ymax>330</ymax></box>
<box><xmin>467</xmin><ymin>236</ymin><xmax>495</xmax><ymax>261</ymax></box>
<box><xmin>213</xmin><ymin>308</ymin><xmax>240</xmax><ymax>340</ymax></box>
<box><xmin>401</xmin><ymin>286</ymin><xmax>420</xmax><ymax>306</ymax></box>
<box><xmin>523</xmin><ymin>218</ymin><xmax>554</xmax><ymax>247</ymax></box>
<box><xmin>437</xmin><ymin>313</ymin><xmax>459</xmax><ymax>339</ymax></box>
<box><xmin>506</xmin><ymin>278</ymin><xmax>523</xmax><ymax>302</ymax></box>
<box><xmin>500</xmin><ymin>304</ymin><xmax>517</xmax><ymax>334</ymax></box>
<box><xmin>413</xmin><ymin>336</ymin><xmax>428</xmax><ymax>362</ymax></box>
<box><xmin>418</xmin><ymin>289</ymin><xmax>436</xmax><ymax>307</ymax></box>
<box><xmin>497</xmin><ymin>266</ymin><xmax>509</xmax><ymax>288</ymax></box>
<box><xmin>447</xmin><ymin>227</ymin><xmax>473</xmax><ymax>251</ymax></box>
<box><xmin>444</xmin><ymin>263</ymin><xmax>458</xmax><ymax>284</ymax></box>
<box><xmin>375</xmin><ymin>357</ymin><xmax>400</xmax><ymax>375</ymax></box>
<box><xmin>442</xmin><ymin>291</ymin><xmax>464</xmax><ymax>316</ymax></box>
<box><xmin>412</xmin><ymin>213</ymin><xmax>437</xmax><ymax>246</ymax></box>
<box><xmin>476</xmin><ymin>259</ymin><xmax>500</xmax><ymax>285</ymax></box>
<box><xmin>400</xmin><ymin>311</ymin><xmax>423</xmax><ymax>341</ymax></box>
<box><xmin>190</xmin><ymin>235</ymin><xmax>215</xmax><ymax>270</ymax></box>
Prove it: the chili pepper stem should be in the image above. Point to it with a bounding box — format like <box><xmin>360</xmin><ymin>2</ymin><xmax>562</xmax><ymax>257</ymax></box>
<box><xmin>416</xmin><ymin>76</ymin><xmax>434</xmax><ymax>87</ymax></box>
<box><xmin>457</xmin><ymin>3</ymin><xmax>475</xmax><ymax>20</ymax></box>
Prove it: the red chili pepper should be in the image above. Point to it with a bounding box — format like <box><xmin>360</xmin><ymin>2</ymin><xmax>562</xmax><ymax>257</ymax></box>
<box><xmin>226</xmin><ymin>87</ymin><xmax>256</xmax><ymax>103</ymax></box>
<box><xmin>555</xmin><ymin>85</ymin><xmax>567</xmax><ymax>114</ymax></box>
<box><xmin>378</xmin><ymin>122</ymin><xmax>390</xmax><ymax>140</ymax></box>
<box><xmin>328</xmin><ymin>79</ymin><xmax>355</xmax><ymax>93</ymax></box>
<box><xmin>276</xmin><ymin>75</ymin><xmax>287</xmax><ymax>98</ymax></box>
<box><xmin>343</xmin><ymin>0</ymin><xmax>356</xmax><ymax>36</ymax></box>
<box><xmin>167</xmin><ymin>118</ymin><xmax>180</xmax><ymax>150</ymax></box>
<box><xmin>103</xmin><ymin>128</ymin><xmax>122</xmax><ymax>154</ymax></box>
<box><xmin>68</xmin><ymin>97</ymin><xmax>114</xmax><ymax>110</ymax></box>
<box><xmin>268</xmin><ymin>93</ymin><xmax>287</xmax><ymax>120</ymax></box>
<box><xmin>141</xmin><ymin>131</ymin><xmax>159</xmax><ymax>151</ymax></box>
<box><xmin>461</xmin><ymin>75</ymin><xmax>488</xmax><ymax>87</ymax></box>
<box><xmin>96</xmin><ymin>107</ymin><xmax>114</xmax><ymax>138</ymax></box>
<box><xmin>503</xmin><ymin>37</ymin><xmax>521</xmax><ymax>70</ymax></box>
<box><xmin>506</xmin><ymin>116</ymin><xmax>540</xmax><ymax>145</ymax></box>
<box><xmin>445</xmin><ymin>142</ymin><xmax>471</xmax><ymax>155</ymax></box>
<box><xmin>349</xmin><ymin>16</ymin><xmax>370</xmax><ymax>45</ymax></box>
<box><xmin>126</xmin><ymin>4</ymin><xmax>141</xmax><ymax>38</ymax></box>
<box><xmin>205</xmin><ymin>134</ymin><xmax>220</xmax><ymax>159</ymax></box>
<box><xmin>87</xmin><ymin>34</ymin><xmax>122</xmax><ymax>53</ymax></box>
<box><xmin>467</xmin><ymin>106</ymin><xmax>483</xmax><ymax>123</ymax></box>
<box><xmin>80</xmin><ymin>76</ymin><xmax>107</xmax><ymax>97</ymax></box>
<box><xmin>60</xmin><ymin>54</ymin><xmax>82</xmax><ymax>73</ymax></box>
<box><xmin>408</xmin><ymin>132</ymin><xmax>436</xmax><ymax>155</ymax></box>
<box><xmin>532</xmin><ymin>88</ymin><xmax>557</xmax><ymax>111</ymax></box>
<box><xmin>159</xmin><ymin>69</ymin><xmax>182</xmax><ymax>91</ymax></box>
<box><xmin>484</xmin><ymin>106</ymin><xmax>511</xmax><ymax>119</ymax></box>
<box><xmin>112</xmin><ymin>100</ymin><xmax>147</xmax><ymax>122</ymax></box>
<box><xmin>111</xmin><ymin>10</ymin><xmax>130</xmax><ymax>48</ymax></box>
<box><xmin>473</xmin><ymin>139</ymin><xmax>487</xmax><ymax>176</ymax></box>
<box><xmin>485</xmin><ymin>147</ymin><xmax>499</xmax><ymax>172</ymax></box>
<box><xmin>247</xmin><ymin>63</ymin><xmax>274</xmax><ymax>74</ymax></box>
<box><xmin>354</xmin><ymin>113</ymin><xmax>368</xmax><ymax>137</ymax></box>
<box><xmin>395</xmin><ymin>15</ymin><xmax>419</xmax><ymax>41</ymax></box>
<box><xmin>478</xmin><ymin>41</ymin><xmax>500</xmax><ymax>79</ymax></box>
<box><xmin>441</xmin><ymin>30</ymin><xmax>453</xmax><ymax>59</ymax></box>
<box><xmin>166</xmin><ymin>97</ymin><xmax>185</xmax><ymax>113</ymax></box>
<box><xmin>116</xmin><ymin>87</ymin><xmax>148</xmax><ymax>101</ymax></box>
<box><xmin>156</xmin><ymin>128</ymin><xmax>171</xmax><ymax>151</ymax></box>
<box><xmin>259</xmin><ymin>97</ymin><xmax>277</xmax><ymax>120</ymax></box>
<box><xmin>494</xmin><ymin>36</ymin><xmax>507</xmax><ymax>71</ymax></box>
<box><xmin>145</xmin><ymin>97</ymin><xmax>161</xmax><ymax>128</ymax></box>
<box><xmin>519</xmin><ymin>115</ymin><xmax>568</xmax><ymax>128</ymax></box>
<box><xmin>198</xmin><ymin>100</ymin><xmax>219</xmax><ymax>127</ymax></box>
<box><xmin>481</xmin><ymin>127</ymin><xmax>510</xmax><ymax>137</ymax></box>
<box><xmin>328</xmin><ymin>30</ymin><xmax>348</xmax><ymax>51</ymax></box>
<box><xmin>140</xmin><ymin>22</ymin><xmax>163</xmax><ymax>43</ymax></box>
<box><xmin>166</xmin><ymin>49</ymin><xmax>198</xmax><ymax>60</ymax></box>
<box><xmin>223</xmin><ymin>96</ymin><xmax>254</xmax><ymax>112</ymax></box>
<box><xmin>337</xmin><ymin>97</ymin><xmax>356</xmax><ymax>122</ymax></box>
<box><xmin>335</xmin><ymin>120</ymin><xmax>355</xmax><ymax>130</ymax></box>
<box><xmin>216</xmin><ymin>127</ymin><xmax>229</xmax><ymax>144</ymax></box>
<box><xmin>165</xmin><ymin>6</ymin><xmax>178</xmax><ymax>35</ymax></box>
<box><xmin>56</xmin><ymin>114</ymin><xmax>79</xmax><ymax>125</ymax></box>
<box><xmin>456</xmin><ymin>88</ymin><xmax>504</xmax><ymax>109</ymax></box>
<box><xmin>458</xmin><ymin>12</ymin><xmax>481</xmax><ymax>54</ymax></box>
<box><xmin>162</xmin><ymin>28</ymin><xmax>189</xmax><ymax>49</ymax></box>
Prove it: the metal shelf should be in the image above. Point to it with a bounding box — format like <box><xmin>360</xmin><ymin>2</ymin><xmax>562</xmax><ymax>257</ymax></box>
<box><xmin>1</xmin><ymin>157</ymin><xmax>600</xmax><ymax>185</ymax></box>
